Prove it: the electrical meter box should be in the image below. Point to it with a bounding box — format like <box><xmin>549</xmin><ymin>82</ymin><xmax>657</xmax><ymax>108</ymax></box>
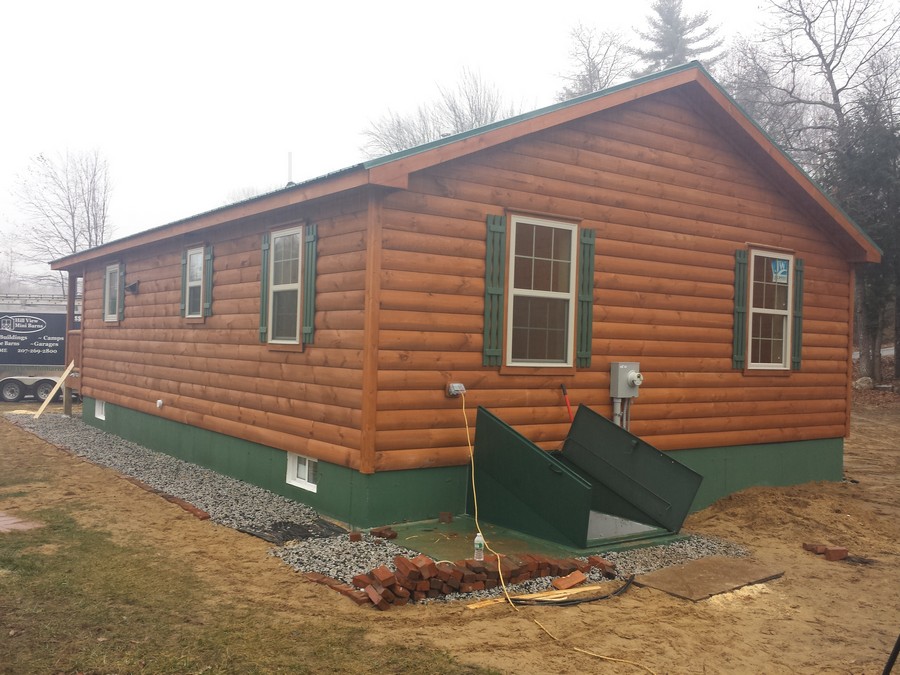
<box><xmin>610</xmin><ymin>362</ymin><xmax>642</xmax><ymax>398</ymax></box>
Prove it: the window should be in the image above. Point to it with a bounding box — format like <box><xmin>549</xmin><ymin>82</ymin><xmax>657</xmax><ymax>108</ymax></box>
<box><xmin>103</xmin><ymin>264</ymin><xmax>122</xmax><ymax>322</ymax></box>
<box><xmin>95</xmin><ymin>399</ymin><xmax>106</xmax><ymax>420</ymax></box>
<box><xmin>269</xmin><ymin>227</ymin><xmax>302</xmax><ymax>344</ymax></box>
<box><xmin>506</xmin><ymin>216</ymin><xmax>578</xmax><ymax>366</ymax></box>
<box><xmin>286</xmin><ymin>453</ymin><xmax>318</xmax><ymax>492</ymax></box>
<box><xmin>184</xmin><ymin>247</ymin><xmax>204</xmax><ymax>318</ymax></box>
<box><xmin>748</xmin><ymin>251</ymin><xmax>793</xmax><ymax>369</ymax></box>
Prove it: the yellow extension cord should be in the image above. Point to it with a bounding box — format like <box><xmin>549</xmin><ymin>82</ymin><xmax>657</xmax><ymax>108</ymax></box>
<box><xmin>459</xmin><ymin>392</ymin><xmax>658</xmax><ymax>675</ymax></box>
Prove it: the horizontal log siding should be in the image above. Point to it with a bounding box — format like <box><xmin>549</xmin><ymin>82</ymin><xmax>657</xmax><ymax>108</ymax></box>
<box><xmin>373</xmin><ymin>89</ymin><xmax>852</xmax><ymax>470</ymax></box>
<box><xmin>80</xmin><ymin>196</ymin><xmax>370</xmax><ymax>469</ymax></box>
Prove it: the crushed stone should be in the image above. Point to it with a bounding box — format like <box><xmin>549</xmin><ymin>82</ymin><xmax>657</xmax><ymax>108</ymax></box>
<box><xmin>6</xmin><ymin>412</ymin><xmax>748</xmax><ymax>601</ymax></box>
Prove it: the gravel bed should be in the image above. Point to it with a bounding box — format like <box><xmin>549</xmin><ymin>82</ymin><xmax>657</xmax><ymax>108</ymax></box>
<box><xmin>7</xmin><ymin>411</ymin><xmax>748</xmax><ymax>602</ymax></box>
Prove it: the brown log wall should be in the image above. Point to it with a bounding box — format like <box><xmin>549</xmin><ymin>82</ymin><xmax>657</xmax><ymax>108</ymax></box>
<box><xmin>80</xmin><ymin>193</ymin><xmax>370</xmax><ymax>469</ymax></box>
<box><xmin>372</xmin><ymin>89</ymin><xmax>853</xmax><ymax>471</ymax></box>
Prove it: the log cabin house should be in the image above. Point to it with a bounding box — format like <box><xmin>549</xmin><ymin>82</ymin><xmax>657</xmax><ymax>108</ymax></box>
<box><xmin>51</xmin><ymin>63</ymin><xmax>880</xmax><ymax>530</ymax></box>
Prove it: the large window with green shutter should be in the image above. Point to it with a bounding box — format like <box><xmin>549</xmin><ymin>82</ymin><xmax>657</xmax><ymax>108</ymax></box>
<box><xmin>733</xmin><ymin>248</ymin><xmax>803</xmax><ymax>371</ymax></box>
<box><xmin>259</xmin><ymin>224</ymin><xmax>317</xmax><ymax>346</ymax></box>
<box><xmin>182</xmin><ymin>245</ymin><xmax>213</xmax><ymax>319</ymax></box>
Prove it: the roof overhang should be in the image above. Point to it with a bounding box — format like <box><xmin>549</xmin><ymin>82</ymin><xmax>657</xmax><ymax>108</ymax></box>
<box><xmin>52</xmin><ymin>62</ymin><xmax>880</xmax><ymax>271</ymax></box>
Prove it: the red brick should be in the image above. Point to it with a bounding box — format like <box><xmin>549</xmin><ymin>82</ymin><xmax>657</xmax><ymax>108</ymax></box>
<box><xmin>393</xmin><ymin>556</ymin><xmax>421</xmax><ymax>581</ymax></box>
<box><xmin>415</xmin><ymin>580</ymin><xmax>431</xmax><ymax>592</ymax></box>
<box><xmin>364</xmin><ymin>585</ymin><xmax>390</xmax><ymax>611</ymax></box>
<box><xmin>380</xmin><ymin>586</ymin><xmax>397</xmax><ymax>603</ymax></box>
<box><xmin>352</xmin><ymin>573</ymin><xmax>373</xmax><ymax>589</ymax></box>
<box><xmin>439</xmin><ymin>511</ymin><xmax>453</xmax><ymax>523</ymax></box>
<box><xmin>348</xmin><ymin>531</ymin><xmax>362</xmax><ymax>542</ymax></box>
<box><xmin>395</xmin><ymin>576</ymin><xmax>416</xmax><ymax>591</ymax></box>
<box><xmin>371</xmin><ymin>565</ymin><xmax>397</xmax><ymax>588</ymax></box>
<box><xmin>824</xmin><ymin>546</ymin><xmax>848</xmax><ymax>561</ymax></box>
<box><xmin>393</xmin><ymin>596</ymin><xmax>409</xmax><ymax>606</ymax></box>
<box><xmin>305</xmin><ymin>572</ymin><xmax>327</xmax><ymax>584</ymax></box>
<box><xmin>484</xmin><ymin>579</ymin><xmax>498</xmax><ymax>590</ymax></box>
<box><xmin>413</xmin><ymin>591</ymin><xmax>427</xmax><ymax>602</ymax></box>
<box><xmin>459</xmin><ymin>582</ymin><xmax>475</xmax><ymax>593</ymax></box>
<box><xmin>411</xmin><ymin>554</ymin><xmax>439</xmax><ymax>579</ymax></box>
<box><xmin>552</xmin><ymin>570</ymin><xmax>588</xmax><ymax>591</ymax></box>
<box><xmin>429</xmin><ymin>577</ymin><xmax>443</xmax><ymax>590</ymax></box>
<box><xmin>391</xmin><ymin>585</ymin><xmax>411</xmax><ymax>600</ymax></box>
<box><xmin>347</xmin><ymin>590</ymin><xmax>372</xmax><ymax>605</ymax></box>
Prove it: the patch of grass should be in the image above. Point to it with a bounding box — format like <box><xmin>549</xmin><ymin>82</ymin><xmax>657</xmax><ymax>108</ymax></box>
<box><xmin>0</xmin><ymin>510</ymin><xmax>488</xmax><ymax>674</ymax></box>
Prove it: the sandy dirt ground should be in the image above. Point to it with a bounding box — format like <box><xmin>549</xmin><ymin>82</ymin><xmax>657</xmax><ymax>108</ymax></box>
<box><xmin>2</xmin><ymin>396</ymin><xmax>899</xmax><ymax>674</ymax></box>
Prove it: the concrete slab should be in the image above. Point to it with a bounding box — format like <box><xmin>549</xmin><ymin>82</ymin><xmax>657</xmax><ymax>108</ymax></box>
<box><xmin>633</xmin><ymin>556</ymin><xmax>783</xmax><ymax>601</ymax></box>
<box><xmin>0</xmin><ymin>511</ymin><xmax>44</xmax><ymax>534</ymax></box>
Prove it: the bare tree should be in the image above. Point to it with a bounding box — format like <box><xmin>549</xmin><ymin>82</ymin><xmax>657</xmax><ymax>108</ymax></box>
<box><xmin>737</xmin><ymin>0</ymin><xmax>900</xmax><ymax>380</ymax></box>
<box><xmin>362</xmin><ymin>69</ymin><xmax>517</xmax><ymax>157</ymax></box>
<box><xmin>755</xmin><ymin>0</ymin><xmax>900</xmax><ymax>158</ymax></box>
<box><xmin>14</xmin><ymin>150</ymin><xmax>113</xmax><ymax>291</ymax></box>
<box><xmin>557</xmin><ymin>24</ymin><xmax>637</xmax><ymax>101</ymax></box>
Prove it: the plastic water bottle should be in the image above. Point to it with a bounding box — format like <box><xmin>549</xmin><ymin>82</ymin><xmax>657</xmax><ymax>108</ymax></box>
<box><xmin>473</xmin><ymin>533</ymin><xmax>485</xmax><ymax>561</ymax></box>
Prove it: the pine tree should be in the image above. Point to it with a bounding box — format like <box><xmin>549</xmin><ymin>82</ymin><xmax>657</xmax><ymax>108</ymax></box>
<box><xmin>632</xmin><ymin>0</ymin><xmax>723</xmax><ymax>76</ymax></box>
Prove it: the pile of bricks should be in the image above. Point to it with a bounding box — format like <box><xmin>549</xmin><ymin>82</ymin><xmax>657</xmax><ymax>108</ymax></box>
<box><xmin>305</xmin><ymin>552</ymin><xmax>618</xmax><ymax>610</ymax></box>
<box><xmin>802</xmin><ymin>542</ymin><xmax>849</xmax><ymax>561</ymax></box>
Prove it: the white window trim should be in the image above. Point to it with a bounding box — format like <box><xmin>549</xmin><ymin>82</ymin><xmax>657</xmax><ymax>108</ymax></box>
<box><xmin>95</xmin><ymin>399</ymin><xmax>106</xmax><ymax>420</ymax></box>
<box><xmin>286</xmin><ymin>452</ymin><xmax>318</xmax><ymax>492</ymax></box>
<box><xmin>268</xmin><ymin>226</ymin><xmax>303</xmax><ymax>345</ymax></box>
<box><xmin>185</xmin><ymin>246</ymin><xmax>204</xmax><ymax>318</ymax></box>
<box><xmin>748</xmin><ymin>250</ymin><xmax>793</xmax><ymax>370</ymax></box>
<box><xmin>505</xmin><ymin>215</ymin><xmax>578</xmax><ymax>367</ymax></box>
<box><xmin>104</xmin><ymin>264</ymin><xmax>119</xmax><ymax>322</ymax></box>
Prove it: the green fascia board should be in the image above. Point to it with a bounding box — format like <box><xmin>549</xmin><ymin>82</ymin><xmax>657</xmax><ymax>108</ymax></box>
<box><xmin>81</xmin><ymin>398</ymin><xmax>467</xmax><ymax>528</ymax></box>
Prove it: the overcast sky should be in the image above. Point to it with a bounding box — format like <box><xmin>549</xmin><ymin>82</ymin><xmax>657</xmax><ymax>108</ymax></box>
<box><xmin>1</xmin><ymin>0</ymin><xmax>765</xmax><ymax>246</ymax></box>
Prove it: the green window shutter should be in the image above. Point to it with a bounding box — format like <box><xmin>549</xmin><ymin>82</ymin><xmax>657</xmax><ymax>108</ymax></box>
<box><xmin>203</xmin><ymin>245</ymin><xmax>214</xmax><ymax>317</ymax></box>
<box><xmin>576</xmin><ymin>229</ymin><xmax>596</xmax><ymax>368</ymax></box>
<box><xmin>733</xmin><ymin>249</ymin><xmax>748</xmax><ymax>369</ymax></box>
<box><xmin>302</xmin><ymin>224</ymin><xmax>317</xmax><ymax>344</ymax></box>
<box><xmin>791</xmin><ymin>258</ymin><xmax>804</xmax><ymax>370</ymax></box>
<box><xmin>483</xmin><ymin>215</ymin><xmax>506</xmax><ymax>366</ymax></box>
<box><xmin>259</xmin><ymin>233</ymin><xmax>270</xmax><ymax>343</ymax></box>
<box><xmin>117</xmin><ymin>262</ymin><xmax>126</xmax><ymax>322</ymax></box>
<box><xmin>180</xmin><ymin>251</ymin><xmax>187</xmax><ymax>315</ymax></box>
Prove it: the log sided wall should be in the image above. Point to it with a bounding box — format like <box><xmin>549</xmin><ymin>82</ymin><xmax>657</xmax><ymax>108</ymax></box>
<box><xmin>373</xmin><ymin>88</ymin><xmax>853</xmax><ymax>472</ymax></box>
<box><xmin>73</xmin><ymin>85</ymin><xmax>857</xmax><ymax>519</ymax></box>
<box><xmin>79</xmin><ymin>192</ymin><xmax>371</xmax><ymax>470</ymax></box>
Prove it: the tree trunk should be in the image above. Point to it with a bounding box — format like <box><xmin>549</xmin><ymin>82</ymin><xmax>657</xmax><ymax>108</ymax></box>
<box><xmin>855</xmin><ymin>271</ymin><xmax>874</xmax><ymax>379</ymax></box>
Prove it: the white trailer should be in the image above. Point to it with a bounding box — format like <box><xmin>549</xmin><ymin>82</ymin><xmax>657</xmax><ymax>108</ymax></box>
<box><xmin>0</xmin><ymin>294</ymin><xmax>79</xmax><ymax>403</ymax></box>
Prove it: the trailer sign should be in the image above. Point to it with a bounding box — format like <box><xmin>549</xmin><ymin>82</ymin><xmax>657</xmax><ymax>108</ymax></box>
<box><xmin>0</xmin><ymin>313</ymin><xmax>67</xmax><ymax>366</ymax></box>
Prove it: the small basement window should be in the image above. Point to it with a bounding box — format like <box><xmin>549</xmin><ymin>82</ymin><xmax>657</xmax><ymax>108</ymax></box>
<box><xmin>286</xmin><ymin>452</ymin><xmax>318</xmax><ymax>492</ymax></box>
<box><xmin>95</xmin><ymin>400</ymin><xmax>106</xmax><ymax>420</ymax></box>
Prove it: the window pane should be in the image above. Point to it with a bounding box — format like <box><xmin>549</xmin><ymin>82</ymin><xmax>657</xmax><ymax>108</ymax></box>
<box><xmin>188</xmin><ymin>286</ymin><xmax>202</xmax><ymax>316</ymax></box>
<box><xmin>188</xmin><ymin>251</ymin><xmax>203</xmax><ymax>282</ymax></box>
<box><xmin>297</xmin><ymin>456</ymin><xmax>309</xmax><ymax>481</ymax></box>
<box><xmin>307</xmin><ymin>459</ymin><xmax>318</xmax><ymax>485</ymax></box>
<box><xmin>534</xmin><ymin>225</ymin><xmax>553</xmax><ymax>258</ymax></box>
<box><xmin>273</xmin><ymin>232</ymin><xmax>300</xmax><ymax>285</ymax></box>
<box><xmin>106</xmin><ymin>268</ymin><xmax>118</xmax><ymax>317</ymax></box>
<box><xmin>533</xmin><ymin>258</ymin><xmax>552</xmax><ymax>291</ymax></box>
<box><xmin>272</xmin><ymin>289</ymin><xmax>299</xmax><ymax>341</ymax></box>
<box><xmin>511</xmin><ymin>296</ymin><xmax>568</xmax><ymax>362</ymax></box>
<box><xmin>513</xmin><ymin>255</ymin><xmax>533</xmax><ymax>289</ymax></box>
<box><xmin>515</xmin><ymin>223</ymin><xmax>534</xmax><ymax>256</ymax></box>
<box><xmin>552</xmin><ymin>260</ymin><xmax>570</xmax><ymax>293</ymax></box>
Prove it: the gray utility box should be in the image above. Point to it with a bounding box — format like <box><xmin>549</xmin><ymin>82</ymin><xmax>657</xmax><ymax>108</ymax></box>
<box><xmin>610</xmin><ymin>361</ymin><xmax>642</xmax><ymax>398</ymax></box>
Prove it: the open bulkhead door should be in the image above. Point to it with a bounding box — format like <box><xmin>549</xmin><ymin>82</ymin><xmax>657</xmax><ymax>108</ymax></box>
<box><xmin>471</xmin><ymin>404</ymin><xmax>702</xmax><ymax>548</ymax></box>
